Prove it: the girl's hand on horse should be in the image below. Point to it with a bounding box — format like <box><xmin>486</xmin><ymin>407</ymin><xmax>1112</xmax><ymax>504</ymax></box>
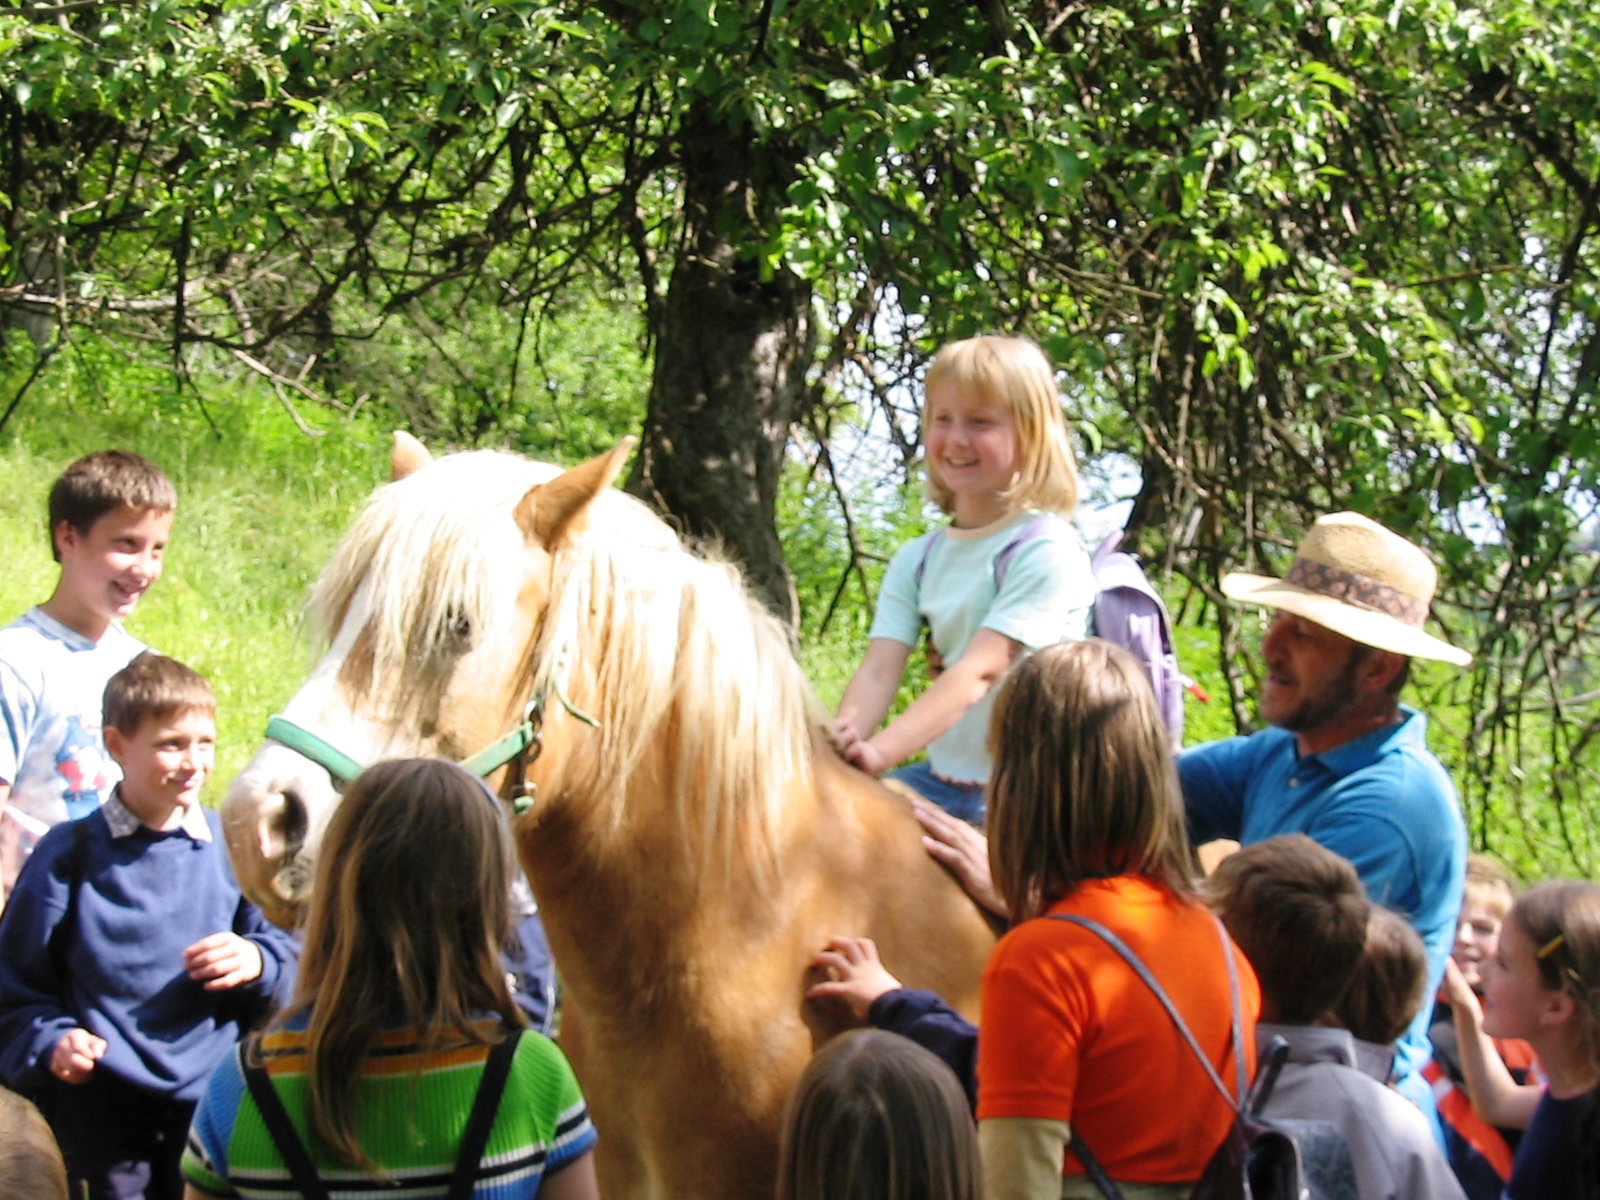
<box><xmin>806</xmin><ymin>936</ymin><xmax>903</xmax><ymax>1021</ymax></box>
<box><xmin>913</xmin><ymin>798</ymin><xmax>1008</xmax><ymax>918</ymax></box>
<box><xmin>183</xmin><ymin>931</ymin><xmax>264</xmax><ymax>991</ymax></box>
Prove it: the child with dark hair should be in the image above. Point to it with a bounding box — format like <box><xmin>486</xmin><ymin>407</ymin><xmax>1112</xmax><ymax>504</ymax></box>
<box><xmin>1209</xmin><ymin>836</ymin><xmax>1464</xmax><ymax>1200</ymax></box>
<box><xmin>777</xmin><ymin>1029</ymin><xmax>978</xmax><ymax>1200</ymax></box>
<box><xmin>0</xmin><ymin>450</ymin><xmax>177</xmax><ymax>905</ymax></box>
<box><xmin>0</xmin><ymin>654</ymin><xmax>296</xmax><ymax>1200</ymax></box>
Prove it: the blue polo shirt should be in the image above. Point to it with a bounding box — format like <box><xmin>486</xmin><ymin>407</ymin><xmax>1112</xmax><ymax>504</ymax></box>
<box><xmin>1180</xmin><ymin>707</ymin><xmax>1466</xmax><ymax>1082</ymax></box>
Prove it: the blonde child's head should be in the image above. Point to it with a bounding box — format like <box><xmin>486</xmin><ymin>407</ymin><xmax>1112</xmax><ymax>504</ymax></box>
<box><xmin>777</xmin><ymin>1029</ymin><xmax>978</xmax><ymax>1200</ymax></box>
<box><xmin>922</xmin><ymin>336</ymin><xmax>1080</xmax><ymax>518</ymax></box>
<box><xmin>1491</xmin><ymin>881</ymin><xmax>1600</xmax><ymax>1070</ymax></box>
<box><xmin>1454</xmin><ymin>854</ymin><xmax>1517</xmax><ymax>992</ymax></box>
<box><xmin>986</xmin><ymin>639</ymin><xmax>1193</xmax><ymax>920</ymax></box>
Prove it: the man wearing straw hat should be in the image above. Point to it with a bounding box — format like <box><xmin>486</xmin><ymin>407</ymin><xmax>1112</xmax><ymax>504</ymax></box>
<box><xmin>1181</xmin><ymin>511</ymin><xmax>1471</xmax><ymax>1134</ymax></box>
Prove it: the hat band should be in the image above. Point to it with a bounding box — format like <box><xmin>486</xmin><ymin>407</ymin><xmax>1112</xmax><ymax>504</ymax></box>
<box><xmin>1284</xmin><ymin>557</ymin><xmax>1430</xmax><ymax>627</ymax></box>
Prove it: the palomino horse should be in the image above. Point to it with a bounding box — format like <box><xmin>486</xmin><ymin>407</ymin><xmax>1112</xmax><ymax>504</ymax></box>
<box><xmin>222</xmin><ymin>434</ymin><xmax>997</xmax><ymax>1200</ymax></box>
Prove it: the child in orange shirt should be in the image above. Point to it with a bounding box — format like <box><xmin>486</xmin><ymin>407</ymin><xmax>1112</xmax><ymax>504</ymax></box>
<box><xmin>810</xmin><ymin>640</ymin><xmax>1257</xmax><ymax>1199</ymax></box>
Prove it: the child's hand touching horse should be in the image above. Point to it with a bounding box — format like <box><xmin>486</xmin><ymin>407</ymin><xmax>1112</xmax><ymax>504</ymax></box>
<box><xmin>806</xmin><ymin>937</ymin><xmax>904</xmax><ymax>1023</ymax></box>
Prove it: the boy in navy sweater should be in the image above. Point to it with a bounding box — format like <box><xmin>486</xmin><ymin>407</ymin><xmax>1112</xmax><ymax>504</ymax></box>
<box><xmin>0</xmin><ymin>654</ymin><xmax>297</xmax><ymax>1200</ymax></box>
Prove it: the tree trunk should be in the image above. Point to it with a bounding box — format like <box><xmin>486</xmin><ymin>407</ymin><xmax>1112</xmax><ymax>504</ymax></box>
<box><xmin>628</xmin><ymin>103</ymin><xmax>813</xmax><ymax>626</ymax></box>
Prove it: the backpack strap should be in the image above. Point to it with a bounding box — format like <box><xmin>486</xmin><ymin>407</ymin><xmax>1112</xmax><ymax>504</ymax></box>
<box><xmin>1047</xmin><ymin>912</ymin><xmax>1244</xmax><ymax>1108</ymax></box>
<box><xmin>912</xmin><ymin>512</ymin><xmax>1061</xmax><ymax>591</ymax></box>
<box><xmin>240</xmin><ymin>1030</ymin><xmax>524</xmax><ymax>1200</ymax></box>
<box><xmin>445</xmin><ymin>1030</ymin><xmax>522</xmax><ymax>1200</ymax></box>
<box><xmin>241</xmin><ymin>1044</ymin><xmax>331</xmax><ymax>1200</ymax></box>
<box><xmin>1049</xmin><ymin>912</ymin><xmax>1247</xmax><ymax>1200</ymax></box>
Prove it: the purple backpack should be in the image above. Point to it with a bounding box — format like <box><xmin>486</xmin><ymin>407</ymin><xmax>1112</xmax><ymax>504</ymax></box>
<box><xmin>914</xmin><ymin>517</ymin><xmax>1187</xmax><ymax>746</ymax></box>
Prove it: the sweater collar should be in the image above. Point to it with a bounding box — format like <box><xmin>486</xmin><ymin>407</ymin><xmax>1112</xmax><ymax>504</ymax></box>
<box><xmin>102</xmin><ymin>788</ymin><xmax>213</xmax><ymax>842</ymax></box>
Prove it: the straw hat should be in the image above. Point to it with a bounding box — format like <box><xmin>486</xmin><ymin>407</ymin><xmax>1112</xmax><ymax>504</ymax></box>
<box><xmin>1221</xmin><ymin>512</ymin><xmax>1471</xmax><ymax>666</ymax></box>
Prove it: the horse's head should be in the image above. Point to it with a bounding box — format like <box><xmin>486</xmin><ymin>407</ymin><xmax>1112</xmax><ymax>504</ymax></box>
<box><xmin>221</xmin><ymin>432</ymin><xmax>646</xmax><ymax>923</ymax></box>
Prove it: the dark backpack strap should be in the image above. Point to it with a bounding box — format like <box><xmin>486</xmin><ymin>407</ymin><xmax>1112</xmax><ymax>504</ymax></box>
<box><xmin>445</xmin><ymin>1030</ymin><xmax>523</xmax><ymax>1200</ymax></box>
<box><xmin>912</xmin><ymin>526</ymin><xmax>945</xmax><ymax>590</ymax></box>
<box><xmin>241</xmin><ymin>1044</ymin><xmax>332</xmax><ymax>1200</ymax></box>
<box><xmin>1067</xmin><ymin>1130</ymin><xmax>1128</xmax><ymax>1200</ymax></box>
<box><xmin>1047</xmin><ymin>913</ymin><xmax>1242</xmax><ymax>1108</ymax></box>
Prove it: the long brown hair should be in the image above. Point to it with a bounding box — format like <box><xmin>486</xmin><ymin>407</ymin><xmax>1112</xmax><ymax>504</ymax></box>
<box><xmin>987</xmin><ymin>639</ymin><xmax>1195</xmax><ymax>920</ymax></box>
<box><xmin>276</xmin><ymin>758</ymin><xmax>524</xmax><ymax>1172</ymax></box>
<box><xmin>1511</xmin><ymin>880</ymin><xmax>1600</xmax><ymax>1067</ymax></box>
<box><xmin>777</xmin><ymin>1030</ymin><xmax>978</xmax><ymax>1200</ymax></box>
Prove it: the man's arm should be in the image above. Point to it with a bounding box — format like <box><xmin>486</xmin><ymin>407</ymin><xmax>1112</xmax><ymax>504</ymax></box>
<box><xmin>1177</xmin><ymin>736</ymin><xmax>1257</xmax><ymax>846</ymax></box>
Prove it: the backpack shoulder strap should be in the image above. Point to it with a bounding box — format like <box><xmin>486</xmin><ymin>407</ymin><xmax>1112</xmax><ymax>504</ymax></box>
<box><xmin>992</xmin><ymin>513</ymin><xmax>1062</xmax><ymax>590</ymax></box>
<box><xmin>242</xmin><ymin>1044</ymin><xmax>332</xmax><ymax>1200</ymax></box>
<box><xmin>446</xmin><ymin>1030</ymin><xmax>524</xmax><ymax>1200</ymax></box>
<box><xmin>239</xmin><ymin>1030</ymin><xmax>524</xmax><ymax>1200</ymax></box>
<box><xmin>1047</xmin><ymin>912</ymin><xmax>1243</xmax><ymax>1107</ymax></box>
<box><xmin>911</xmin><ymin>526</ymin><xmax>946</xmax><ymax>591</ymax></box>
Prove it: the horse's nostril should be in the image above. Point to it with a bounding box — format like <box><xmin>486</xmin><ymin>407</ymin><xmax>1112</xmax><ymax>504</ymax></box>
<box><xmin>278</xmin><ymin>787</ymin><xmax>309</xmax><ymax>857</ymax></box>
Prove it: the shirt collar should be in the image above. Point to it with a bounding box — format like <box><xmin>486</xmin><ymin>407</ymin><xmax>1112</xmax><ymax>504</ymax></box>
<box><xmin>1256</xmin><ymin>1023</ymin><xmax>1359</xmax><ymax>1070</ymax></box>
<box><xmin>1306</xmin><ymin>705</ymin><xmax>1427</xmax><ymax>780</ymax></box>
<box><xmin>101</xmin><ymin>789</ymin><xmax>213</xmax><ymax>843</ymax></box>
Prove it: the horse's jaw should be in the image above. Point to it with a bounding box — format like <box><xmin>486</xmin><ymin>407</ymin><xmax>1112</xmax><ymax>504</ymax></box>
<box><xmin>220</xmin><ymin>741</ymin><xmax>340</xmax><ymax>926</ymax></box>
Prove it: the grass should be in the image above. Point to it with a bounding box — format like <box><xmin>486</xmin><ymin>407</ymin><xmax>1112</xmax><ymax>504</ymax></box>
<box><xmin>0</xmin><ymin>349</ymin><xmax>388</xmax><ymax>801</ymax></box>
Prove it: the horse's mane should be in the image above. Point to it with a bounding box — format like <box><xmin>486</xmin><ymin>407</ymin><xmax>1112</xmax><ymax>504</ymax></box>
<box><xmin>311</xmin><ymin>447</ymin><xmax>827</xmax><ymax>874</ymax></box>
<box><xmin>308</xmin><ymin>451</ymin><xmax>563</xmax><ymax>723</ymax></box>
<box><xmin>531</xmin><ymin>516</ymin><xmax>826</xmax><ymax>877</ymax></box>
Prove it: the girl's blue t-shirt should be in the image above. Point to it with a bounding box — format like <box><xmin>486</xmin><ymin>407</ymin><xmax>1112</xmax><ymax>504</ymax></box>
<box><xmin>870</xmin><ymin>509</ymin><xmax>1093</xmax><ymax>783</ymax></box>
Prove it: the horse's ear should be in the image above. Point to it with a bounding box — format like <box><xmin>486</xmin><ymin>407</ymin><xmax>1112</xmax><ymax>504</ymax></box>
<box><xmin>391</xmin><ymin>431</ymin><xmax>433</xmax><ymax>481</ymax></box>
<box><xmin>515</xmin><ymin>437</ymin><xmax>637</xmax><ymax>547</ymax></box>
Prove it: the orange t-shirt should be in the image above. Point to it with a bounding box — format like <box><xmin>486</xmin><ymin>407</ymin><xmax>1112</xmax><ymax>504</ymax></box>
<box><xmin>976</xmin><ymin>874</ymin><xmax>1260</xmax><ymax>1184</ymax></box>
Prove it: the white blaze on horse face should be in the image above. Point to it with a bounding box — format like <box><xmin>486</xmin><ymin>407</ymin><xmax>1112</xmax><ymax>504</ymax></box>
<box><xmin>222</xmin><ymin>578</ymin><xmax>412</xmax><ymax>914</ymax></box>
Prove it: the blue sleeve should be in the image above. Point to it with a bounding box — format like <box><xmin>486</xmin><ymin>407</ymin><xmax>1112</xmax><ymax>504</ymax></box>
<box><xmin>234</xmin><ymin>899</ymin><xmax>300</xmax><ymax>1016</ymax></box>
<box><xmin>868</xmin><ymin>987</ymin><xmax>977</xmax><ymax>1109</ymax></box>
<box><xmin>1178</xmin><ymin>736</ymin><xmax>1258</xmax><ymax>845</ymax></box>
<box><xmin>0</xmin><ymin>827</ymin><xmax>82</xmax><ymax>1089</ymax></box>
<box><xmin>868</xmin><ymin>535</ymin><xmax>935</xmax><ymax>647</ymax></box>
<box><xmin>182</xmin><ymin>1044</ymin><xmax>246</xmax><ymax>1196</ymax></box>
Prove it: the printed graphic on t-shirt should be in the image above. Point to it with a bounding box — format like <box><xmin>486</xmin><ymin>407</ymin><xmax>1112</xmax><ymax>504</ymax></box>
<box><xmin>56</xmin><ymin>716</ymin><xmax>112</xmax><ymax>819</ymax></box>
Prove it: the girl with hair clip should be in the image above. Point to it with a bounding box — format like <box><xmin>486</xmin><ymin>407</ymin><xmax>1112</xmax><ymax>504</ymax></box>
<box><xmin>812</xmin><ymin>640</ymin><xmax>1258</xmax><ymax>1200</ymax></box>
<box><xmin>777</xmin><ymin>1029</ymin><xmax>978</xmax><ymax>1200</ymax></box>
<box><xmin>181</xmin><ymin>759</ymin><xmax>599</xmax><ymax>1200</ymax></box>
<box><xmin>1471</xmin><ymin>880</ymin><xmax>1600</xmax><ymax>1200</ymax></box>
<box><xmin>832</xmin><ymin>335</ymin><xmax>1094</xmax><ymax>824</ymax></box>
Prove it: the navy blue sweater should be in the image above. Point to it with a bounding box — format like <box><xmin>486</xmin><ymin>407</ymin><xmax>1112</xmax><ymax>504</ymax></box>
<box><xmin>0</xmin><ymin>807</ymin><xmax>297</xmax><ymax>1102</ymax></box>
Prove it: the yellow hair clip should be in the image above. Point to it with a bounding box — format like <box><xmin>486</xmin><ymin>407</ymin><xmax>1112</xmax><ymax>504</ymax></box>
<box><xmin>1537</xmin><ymin>933</ymin><xmax>1567</xmax><ymax>959</ymax></box>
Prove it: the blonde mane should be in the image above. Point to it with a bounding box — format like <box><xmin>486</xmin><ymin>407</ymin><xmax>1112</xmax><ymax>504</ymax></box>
<box><xmin>311</xmin><ymin>447</ymin><xmax>826</xmax><ymax>874</ymax></box>
<box><xmin>308</xmin><ymin>451</ymin><xmax>561</xmax><ymax>723</ymax></box>
<box><xmin>532</xmin><ymin>524</ymin><xmax>826</xmax><ymax>877</ymax></box>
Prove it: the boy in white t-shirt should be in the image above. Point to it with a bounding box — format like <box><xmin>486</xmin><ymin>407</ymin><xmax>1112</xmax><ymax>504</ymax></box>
<box><xmin>0</xmin><ymin>450</ymin><xmax>175</xmax><ymax>905</ymax></box>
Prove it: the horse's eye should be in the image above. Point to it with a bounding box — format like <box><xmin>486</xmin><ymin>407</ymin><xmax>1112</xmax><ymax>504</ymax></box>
<box><xmin>443</xmin><ymin>611</ymin><xmax>473</xmax><ymax>644</ymax></box>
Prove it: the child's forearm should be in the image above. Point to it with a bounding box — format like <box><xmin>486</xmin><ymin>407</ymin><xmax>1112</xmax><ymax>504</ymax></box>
<box><xmin>836</xmin><ymin>639</ymin><xmax>912</xmax><ymax>739</ymax></box>
<box><xmin>868</xmin><ymin>630</ymin><xmax>1019</xmax><ymax>766</ymax></box>
<box><xmin>1452</xmin><ymin>994</ymin><xmax>1541</xmax><ymax>1128</ymax></box>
